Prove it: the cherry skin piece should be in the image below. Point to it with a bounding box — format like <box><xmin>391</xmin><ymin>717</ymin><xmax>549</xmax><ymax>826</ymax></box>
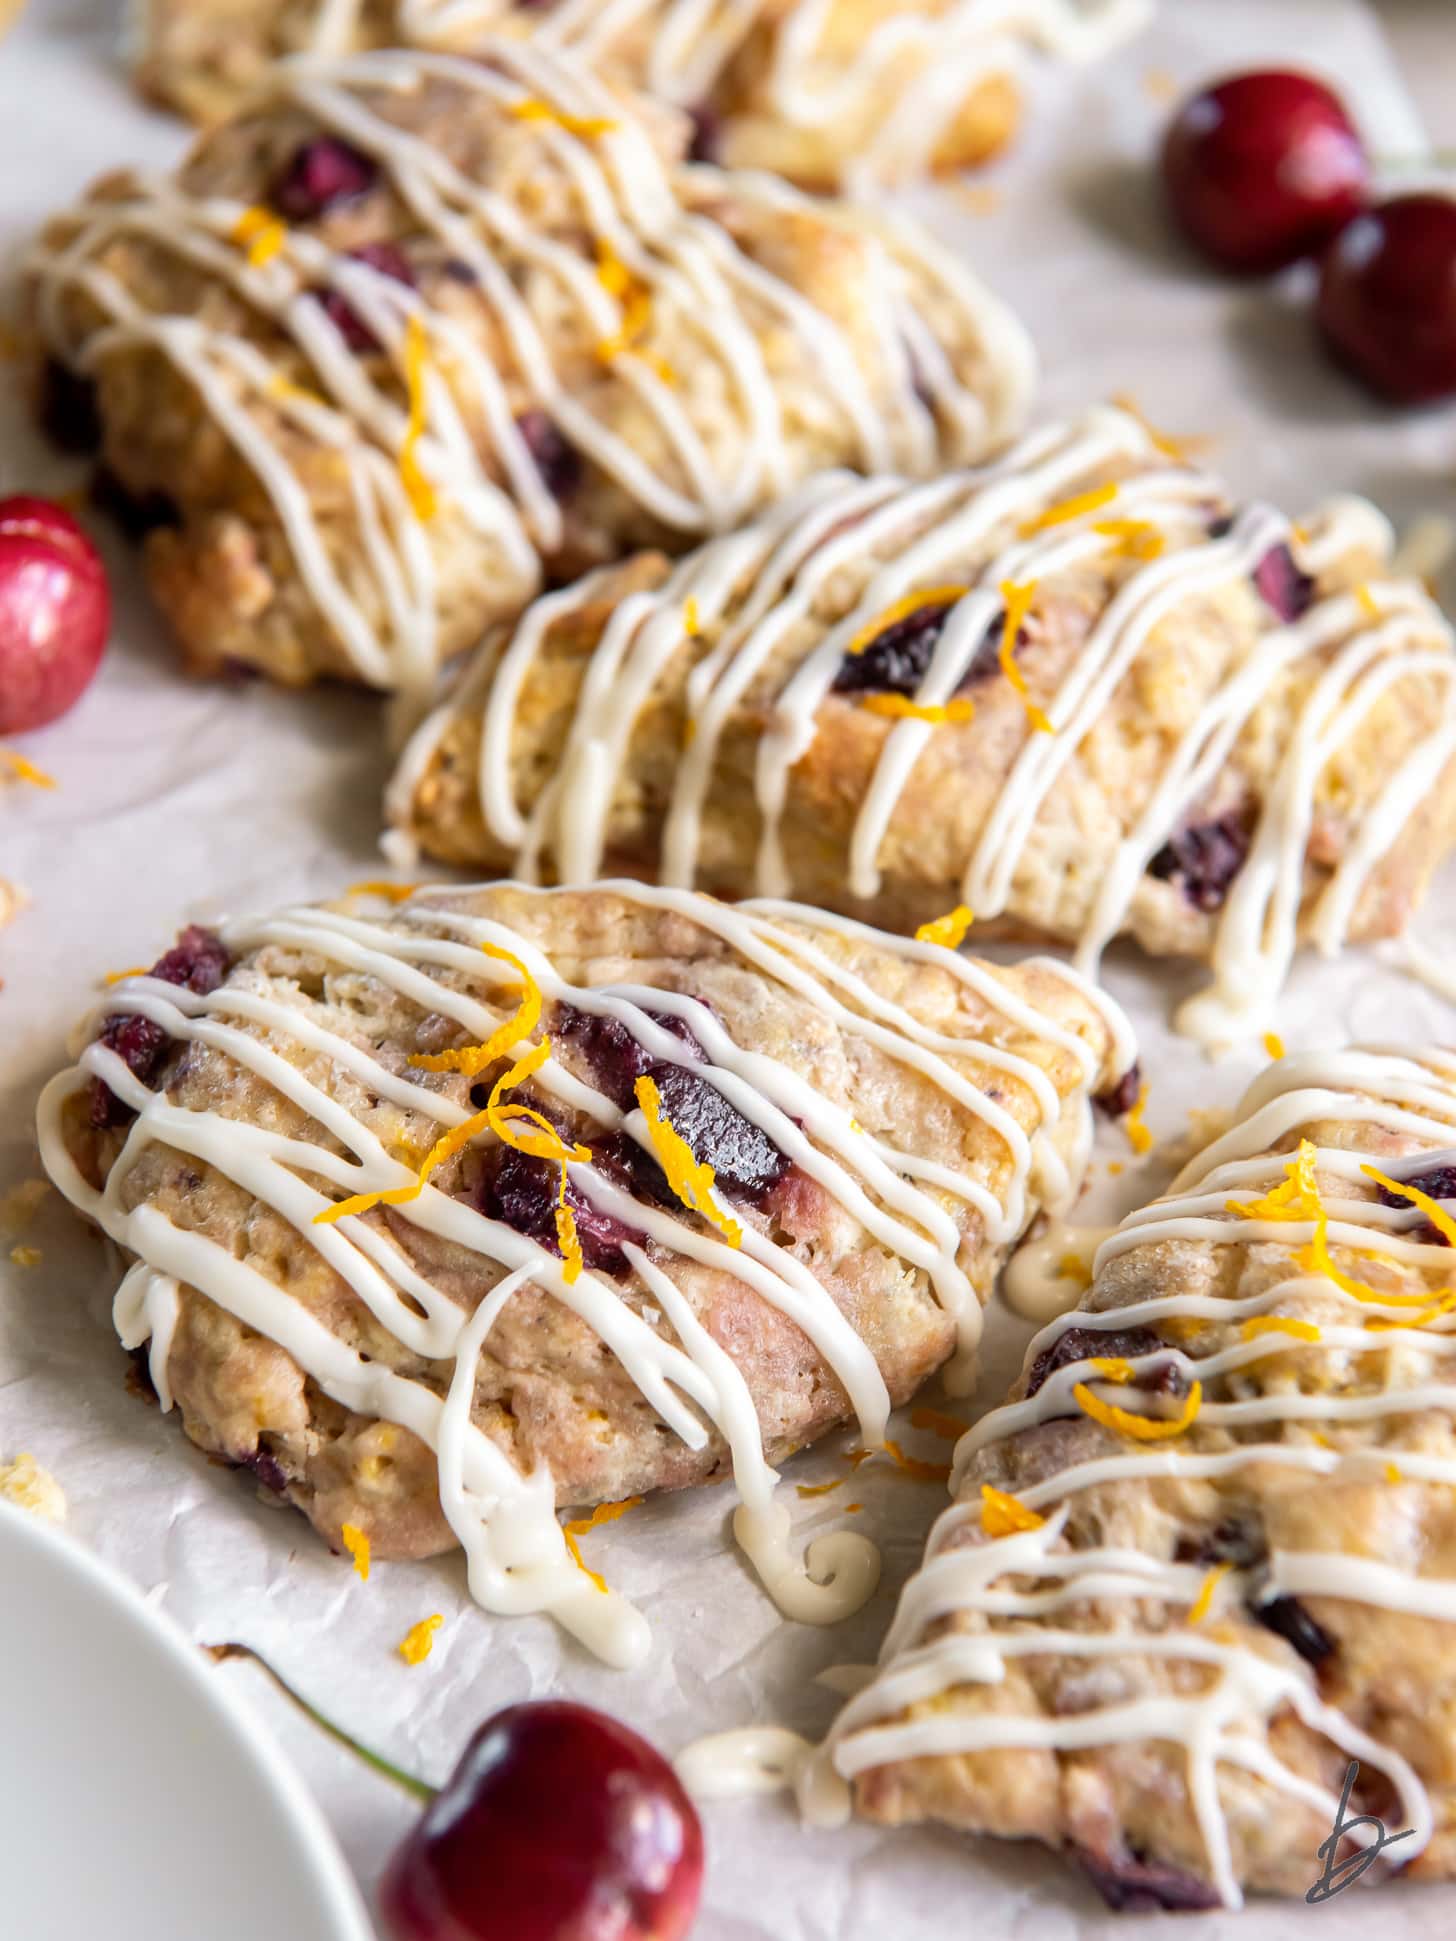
<box><xmin>1162</xmin><ymin>72</ymin><xmax>1369</xmax><ymax>274</ymax></box>
<box><xmin>0</xmin><ymin>496</ymin><xmax>111</xmax><ymax>733</ymax></box>
<box><xmin>1317</xmin><ymin>194</ymin><xmax>1456</xmax><ymax>405</ymax></box>
<box><xmin>378</xmin><ymin>1701</ymin><xmax>705</xmax><ymax>1941</ymax></box>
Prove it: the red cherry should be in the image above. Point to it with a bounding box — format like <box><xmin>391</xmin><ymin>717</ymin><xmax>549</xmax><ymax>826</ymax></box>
<box><xmin>1162</xmin><ymin>71</ymin><xmax>1369</xmax><ymax>274</ymax></box>
<box><xmin>0</xmin><ymin>496</ymin><xmax>110</xmax><ymax>733</ymax></box>
<box><xmin>1317</xmin><ymin>194</ymin><xmax>1456</xmax><ymax>405</ymax></box>
<box><xmin>378</xmin><ymin>1701</ymin><xmax>705</xmax><ymax>1941</ymax></box>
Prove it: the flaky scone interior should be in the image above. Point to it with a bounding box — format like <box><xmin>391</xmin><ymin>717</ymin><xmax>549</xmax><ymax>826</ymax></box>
<box><xmin>388</xmin><ymin>403</ymin><xmax>1456</xmax><ymax>1046</ymax></box>
<box><xmin>27</xmin><ymin>40</ymin><xmax>1031</xmax><ymax>691</ymax></box>
<box><xmin>134</xmin><ymin>0</ymin><xmax>1150</xmax><ymax>190</ymax></box>
<box><xmin>38</xmin><ymin>880</ymin><xmax>1131</xmax><ymax>1664</ymax></box>
<box><xmin>829</xmin><ymin>1046</ymin><xmax>1456</xmax><ymax>1906</ymax></box>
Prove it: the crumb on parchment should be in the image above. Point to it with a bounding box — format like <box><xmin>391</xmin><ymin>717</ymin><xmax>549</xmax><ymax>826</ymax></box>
<box><xmin>0</xmin><ymin>1453</ymin><xmax>67</xmax><ymax>1522</ymax></box>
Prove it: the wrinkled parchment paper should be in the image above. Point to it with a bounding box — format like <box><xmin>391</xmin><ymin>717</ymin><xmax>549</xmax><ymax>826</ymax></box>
<box><xmin>5</xmin><ymin>2</ymin><xmax>1456</xmax><ymax>1934</ymax></box>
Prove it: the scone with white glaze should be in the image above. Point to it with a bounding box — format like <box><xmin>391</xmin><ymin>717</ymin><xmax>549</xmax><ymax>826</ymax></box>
<box><xmin>135</xmin><ymin>0</ymin><xmax>1151</xmax><ymax>190</ymax></box>
<box><xmin>38</xmin><ymin>880</ymin><xmax>1132</xmax><ymax>1665</ymax></box>
<box><xmin>26</xmin><ymin>41</ymin><xmax>1031</xmax><ymax>693</ymax></box>
<box><xmin>388</xmin><ymin>404</ymin><xmax>1456</xmax><ymax>1045</ymax></box>
<box><xmin>830</xmin><ymin>1046</ymin><xmax>1456</xmax><ymax>1905</ymax></box>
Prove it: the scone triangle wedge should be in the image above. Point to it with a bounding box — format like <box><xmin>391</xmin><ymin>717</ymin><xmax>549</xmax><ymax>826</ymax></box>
<box><xmin>37</xmin><ymin>880</ymin><xmax>1133</xmax><ymax>1666</ymax></box>
<box><xmin>829</xmin><ymin>1045</ymin><xmax>1456</xmax><ymax>1907</ymax></box>
<box><xmin>389</xmin><ymin>403</ymin><xmax>1456</xmax><ymax>1046</ymax></box>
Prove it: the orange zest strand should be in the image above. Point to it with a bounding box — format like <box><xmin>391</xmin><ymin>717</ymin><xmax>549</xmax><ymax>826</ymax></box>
<box><xmin>861</xmin><ymin>694</ymin><xmax>975</xmax><ymax>726</ymax></box>
<box><xmin>313</xmin><ymin>1108</ymin><xmax>491</xmax><ymax>1225</ymax></box>
<box><xmin>1086</xmin><ymin>1356</ymin><xmax>1135</xmax><ymax>1383</ymax></box>
<box><xmin>844</xmin><ymin>586</ymin><xmax>969</xmax><ymax>659</ymax></box>
<box><xmin>1</xmin><ymin>749</ymin><xmax>56</xmax><ymax>789</ymax></box>
<box><xmin>103</xmin><ymin>967</ymin><xmax>146</xmax><ymax>985</ymax></box>
<box><xmin>1092</xmin><ymin>516</ymin><xmax>1165</xmax><ymax>561</ymax></box>
<box><xmin>1019</xmin><ymin>480</ymin><xmax>1119</xmax><ymax>535</ymax></box>
<box><xmin>231</xmin><ymin>205</ymin><xmax>286</xmax><ymax>267</ymax></box>
<box><xmin>844</xmin><ymin>1447</ymin><xmax>875</xmax><ymax>1469</ymax></box>
<box><xmin>882</xmin><ymin>1438</ymin><xmax>951</xmax><ymax>1483</ymax></box>
<box><xmin>562</xmin><ymin>1528</ymin><xmax>607</xmax><ymax>1594</ymax></box>
<box><xmin>594</xmin><ymin>242</ymin><xmax>673</xmax><ymax>383</ymax></box>
<box><xmin>1263</xmin><ymin>1032</ymin><xmax>1286</xmax><ymax>1060</ymax></box>
<box><xmin>1355</xmin><ymin>583</ymin><xmax>1382</xmax><ymax>621</ymax></box>
<box><xmin>845</xmin><ymin>1502</ymin><xmax>864</xmax><ymax>1514</ymax></box>
<box><xmin>1229</xmin><ymin>1138</ymin><xmax>1322</xmax><ymax>1223</ymax></box>
<box><xmin>1124</xmin><ymin>1083</ymin><xmax>1153</xmax><ymax>1155</ymax></box>
<box><xmin>398</xmin><ymin>1614</ymin><xmax>442</xmax><ymax>1665</ymax></box>
<box><xmin>1187</xmin><ymin>1562</ymin><xmax>1229</xmax><ymax>1625</ymax></box>
<box><xmin>508</xmin><ymin>96</ymin><xmax>617</xmax><ymax>137</ymax></box>
<box><xmin>1361</xmin><ymin>1164</ymin><xmax>1456</xmax><ymax>1250</ymax></box>
<box><xmin>1241</xmin><ymin>1316</ymin><xmax>1321</xmax><ymax>1344</ymax></box>
<box><xmin>683</xmin><ymin>597</ymin><xmax>701</xmax><ymax>636</ymax></box>
<box><xmin>996</xmin><ymin>579</ymin><xmax>1052</xmax><ymax>734</ymax></box>
<box><xmin>796</xmin><ymin>1480</ymin><xmax>844</xmax><ymax>1498</ymax></box>
<box><xmin>634</xmin><ymin>1073</ymin><xmax>741</xmax><ymax>1247</ymax></box>
<box><xmin>1296</xmin><ymin>1220</ymin><xmax>1439</xmax><ymax>1309</ymax></box>
<box><xmin>346</xmin><ymin>879</ymin><xmax>419</xmax><ymax>903</ymax></box>
<box><xmin>980</xmin><ymin>1483</ymin><xmax>1045</xmax><ymax>1537</ymax></box>
<box><xmin>408</xmin><ymin>942</ymin><xmax>542</xmax><ymax>1077</ymax></box>
<box><xmin>1366</xmin><ymin>1291</ymin><xmax>1456</xmax><ymax>1333</ymax></box>
<box><xmin>915</xmin><ymin>905</ymin><xmax>974</xmax><ymax>949</ymax></box>
<box><xmin>910</xmin><ymin>1405</ymin><xmax>968</xmax><ymax>1441</ymax></box>
<box><xmin>1385</xmin><ymin>1461</ymin><xmax>1406</xmax><ymax>1485</ymax></box>
<box><xmin>1073</xmin><ymin>1378</ymin><xmax>1203</xmax><ymax>1441</ymax></box>
<box><xmin>565</xmin><ymin>1496</ymin><xmax>642</xmax><ymax>1538</ymax></box>
<box><xmin>341</xmin><ymin>1523</ymin><xmax>371</xmax><ymax>1581</ymax></box>
<box><xmin>399</xmin><ymin>314</ymin><xmax>438</xmax><ymax>521</ymax></box>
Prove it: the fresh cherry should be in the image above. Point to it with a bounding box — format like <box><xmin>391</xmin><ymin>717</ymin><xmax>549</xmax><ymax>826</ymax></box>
<box><xmin>1162</xmin><ymin>72</ymin><xmax>1369</xmax><ymax>274</ymax></box>
<box><xmin>1317</xmin><ymin>193</ymin><xmax>1456</xmax><ymax>405</ymax></box>
<box><xmin>0</xmin><ymin>496</ymin><xmax>111</xmax><ymax>733</ymax></box>
<box><xmin>378</xmin><ymin>1700</ymin><xmax>705</xmax><ymax>1941</ymax></box>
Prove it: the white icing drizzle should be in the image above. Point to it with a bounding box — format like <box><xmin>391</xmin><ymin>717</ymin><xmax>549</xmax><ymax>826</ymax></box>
<box><xmin>1001</xmin><ymin>1217</ymin><xmax>1107</xmax><ymax>1322</ymax></box>
<box><xmin>389</xmin><ymin>0</ymin><xmax>1151</xmax><ymax>191</ymax></box>
<box><xmin>29</xmin><ymin>42</ymin><xmax>1028</xmax><ymax>693</ymax></box>
<box><xmin>827</xmin><ymin>1048</ymin><xmax>1456</xmax><ymax>1905</ymax></box>
<box><xmin>391</xmin><ymin>404</ymin><xmax>1456</xmax><ymax>1046</ymax></box>
<box><xmin>37</xmin><ymin>880</ymin><xmax>1120</xmax><ymax>1664</ymax></box>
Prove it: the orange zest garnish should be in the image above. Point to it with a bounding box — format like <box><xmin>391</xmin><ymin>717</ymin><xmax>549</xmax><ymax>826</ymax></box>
<box><xmin>346</xmin><ymin>879</ymin><xmax>419</xmax><ymax>903</ymax></box>
<box><xmin>997</xmin><ymin>580</ymin><xmax>1052</xmax><ymax>734</ymax></box>
<box><xmin>1092</xmin><ymin>517</ymin><xmax>1165</xmax><ymax>562</ymax></box>
<box><xmin>486</xmin><ymin>1039</ymin><xmax>591</xmax><ymax>1282</ymax></box>
<box><xmin>398</xmin><ymin>1614</ymin><xmax>443</xmax><ymax>1665</ymax></box>
<box><xmin>979</xmin><ymin>1483</ymin><xmax>1045</xmax><ymax>1537</ymax></box>
<box><xmin>1240</xmin><ymin>1316</ymin><xmax>1321</xmax><ymax>1344</ymax></box>
<box><xmin>914</xmin><ymin>905</ymin><xmax>974</xmax><ymax>950</ymax></box>
<box><xmin>910</xmin><ymin>1406</ymin><xmax>967</xmax><ymax>1442</ymax></box>
<box><xmin>1355</xmin><ymin>583</ymin><xmax>1382</xmax><ymax>622</ymax></box>
<box><xmin>1124</xmin><ymin>1083</ymin><xmax>1153</xmax><ymax>1155</ymax></box>
<box><xmin>1228</xmin><ymin>1138</ymin><xmax>1322</xmax><ymax>1223</ymax></box>
<box><xmin>1</xmin><ymin>749</ymin><xmax>56</xmax><ymax>789</ymax></box>
<box><xmin>1366</xmin><ymin>1291</ymin><xmax>1456</xmax><ymax>1333</ymax></box>
<box><xmin>231</xmin><ymin>205</ymin><xmax>286</xmax><ymax>267</ymax></box>
<box><xmin>408</xmin><ymin>941</ymin><xmax>542</xmax><ymax>1078</ymax></box>
<box><xmin>1086</xmin><ymin>1355</ymin><xmax>1135</xmax><ymax>1383</ymax></box>
<box><xmin>508</xmin><ymin>96</ymin><xmax>617</xmax><ymax>138</ymax></box>
<box><xmin>399</xmin><ymin>314</ymin><xmax>438</xmax><ymax>522</ymax></box>
<box><xmin>103</xmin><ymin>967</ymin><xmax>146</xmax><ymax>985</ymax></box>
<box><xmin>1263</xmin><ymin>1032</ymin><xmax>1286</xmax><ymax>1060</ymax></box>
<box><xmin>881</xmin><ymin>1438</ymin><xmax>951</xmax><ymax>1483</ymax></box>
<box><xmin>595</xmin><ymin>242</ymin><xmax>673</xmax><ymax>383</ymax></box>
<box><xmin>844</xmin><ymin>586</ymin><xmax>969</xmax><ymax>659</ymax></box>
<box><xmin>797</xmin><ymin>1480</ymin><xmax>844</xmax><ymax>1498</ymax></box>
<box><xmin>1019</xmin><ymin>481</ymin><xmax>1119</xmax><ymax>536</ymax></box>
<box><xmin>1361</xmin><ymin>1164</ymin><xmax>1456</xmax><ymax>1250</ymax></box>
<box><xmin>860</xmin><ymin>694</ymin><xmax>975</xmax><ymax>726</ymax></box>
<box><xmin>10</xmin><ymin>1244</ymin><xmax>41</xmax><ymax>1267</ymax></box>
<box><xmin>844</xmin><ymin>1447</ymin><xmax>875</xmax><ymax>1469</ymax></box>
<box><xmin>562</xmin><ymin>1528</ymin><xmax>607</xmax><ymax>1594</ymax></box>
<box><xmin>1385</xmin><ymin>1461</ymin><xmax>1406</xmax><ymax>1485</ymax></box>
<box><xmin>634</xmin><ymin>1073</ymin><xmax>741</xmax><ymax>1247</ymax></box>
<box><xmin>1072</xmin><ymin>1378</ymin><xmax>1203</xmax><ymax>1441</ymax></box>
<box><xmin>845</xmin><ymin>1502</ymin><xmax>863</xmax><ymax>1513</ymax></box>
<box><xmin>341</xmin><ymin>1523</ymin><xmax>371</xmax><ymax>1581</ymax></box>
<box><xmin>565</xmin><ymin>1496</ymin><xmax>642</xmax><ymax>1538</ymax></box>
<box><xmin>683</xmin><ymin>597</ymin><xmax>701</xmax><ymax>637</ymax></box>
<box><xmin>1187</xmin><ymin>1561</ymin><xmax>1229</xmax><ymax>1625</ymax></box>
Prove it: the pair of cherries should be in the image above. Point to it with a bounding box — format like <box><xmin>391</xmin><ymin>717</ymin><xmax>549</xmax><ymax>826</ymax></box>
<box><xmin>1162</xmin><ymin>69</ymin><xmax>1456</xmax><ymax>405</ymax></box>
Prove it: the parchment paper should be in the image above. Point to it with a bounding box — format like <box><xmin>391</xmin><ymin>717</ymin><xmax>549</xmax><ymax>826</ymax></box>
<box><xmin>4</xmin><ymin>2</ymin><xmax>1456</xmax><ymax>1935</ymax></box>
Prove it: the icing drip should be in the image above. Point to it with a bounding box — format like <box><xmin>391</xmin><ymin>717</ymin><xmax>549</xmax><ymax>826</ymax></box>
<box><xmin>29</xmin><ymin>42</ymin><xmax>1028</xmax><ymax>692</ymax></box>
<box><xmin>826</xmin><ymin>1048</ymin><xmax>1456</xmax><ymax>1905</ymax></box>
<box><xmin>392</xmin><ymin>404</ymin><xmax>1456</xmax><ymax>1045</ymax></box>
<box><xmin>36</xmin><ymin>880</ymin><xmax>1122</xmax><ymax>1664</ymax></box>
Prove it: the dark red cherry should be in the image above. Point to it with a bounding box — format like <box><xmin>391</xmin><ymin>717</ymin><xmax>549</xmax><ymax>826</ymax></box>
<box><xmin>1317</xmin><ymin>194</ymin><xmax>1456</xmax><ymax>405</ymax></box>
<box><xmin>377</xmin><ymin>1700</ymin><xmax>705</xmax><ymax>1941</ymax></box>
<box><xmin>272</xmin><ymin>136</ymin><xmax>377</xmax><ymax>221</ymax></box>
<box><xmin>1148</xmin><ymin>811</ymin><xmax>1252</xmax><ymax>913</ymax></box>
<box><xmin>830</xmin><ymin>605</ymin><xmax>1003</xmax><ymax>699</ymax></box>
<box><xmin>313</xmin><ymin>242</ymin><xmax>415</xmax><ymax>352</ymax></box>
<box><xmin>89</xmin><ymin>925</ymin><xmax>230</xmax><ymax>1129</ymax></box>
<box><xmin>1162</xmin><ymin>72</ymin><xmax>1369</xmax><ymax>274</ymax></box>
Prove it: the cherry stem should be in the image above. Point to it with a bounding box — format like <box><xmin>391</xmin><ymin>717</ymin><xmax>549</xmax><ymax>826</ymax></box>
<box><xmin>206</xmin><ymin>1641</ymin><xmax>437</xmax><ymax>1805</ymax></box>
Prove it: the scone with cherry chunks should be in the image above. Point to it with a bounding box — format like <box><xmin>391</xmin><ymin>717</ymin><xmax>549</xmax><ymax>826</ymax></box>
<box><xmin>25</xmin><ymin>42</ymin><xmax>1031</xmax><ymax>694</ymax></box>
<box><xmin>134</xmin><ymin>0</ymin><xmax>1150</xmax><ymax>190</ymax></box>
<box><xmin>38</xmin><ymin>880</ymin><xmax>1131</xmax><ymax>1656</ymax></box>
<box><xmin>830</xmin><ymin>1046</ymin><xmax>1456</xmax><ymax>1908</ymax></box>
<box><xmin>390</xmin><ymin>404</ymin><xmax>1456</xmax><ymax>1045</ymax></box>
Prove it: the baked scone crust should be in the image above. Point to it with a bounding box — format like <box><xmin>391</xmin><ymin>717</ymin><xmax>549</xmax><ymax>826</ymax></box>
<box><xmin>832</xmin><ymin>1046</ymin><xmax>1456</xmax><ymax>1904</ymax></box>
<box><xmin>388</xmin><ymin>405</ymin><xmax>1456</xmax><ymax>1044</ymax></box>
<box><xmin>28</xmin><ymin>43</ymin><xmax>1031</xmax><ymax>690</ymax></box>
<box><xmin>38</xmin><ymin>881</ymin><xmax>1131</xmax><ymax>1659</ymax></box>
<box><xmin>133</xmin><ymin>0</ymin><xmax>1151</xmax><ymax>190</ymax></box>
